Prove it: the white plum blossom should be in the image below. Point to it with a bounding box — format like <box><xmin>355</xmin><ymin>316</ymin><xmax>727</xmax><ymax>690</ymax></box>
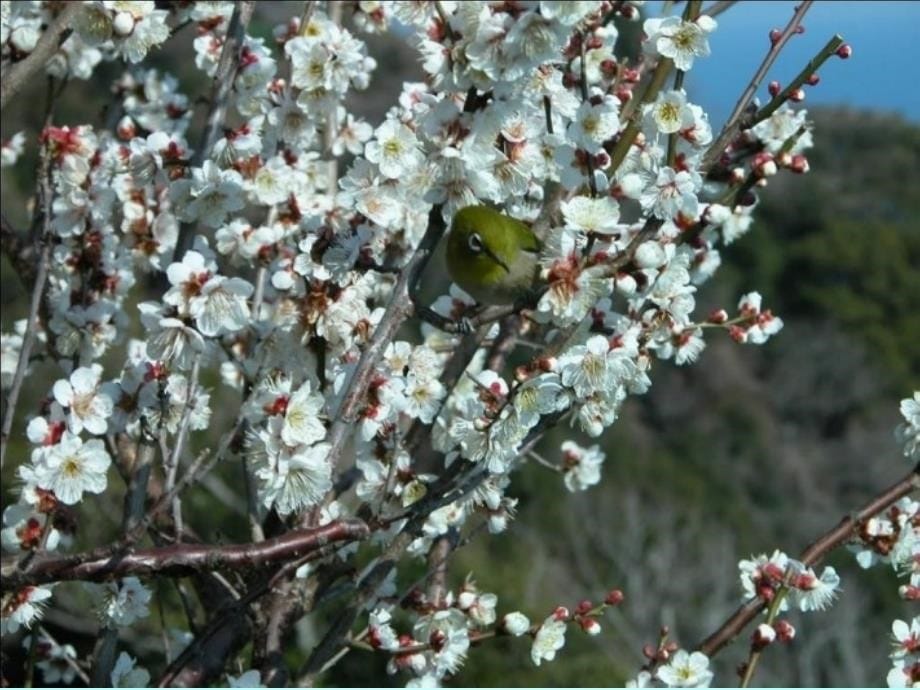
<box><xmin>365</xmin><ymin>119</ymin><xmax>424</xmax><ymax>180</ymax></box>
<box><xmin>1</xmin><ymin>585</ymin><xmax>53</xmax><ymax>634</ymax></box>
<box><xmin>96</xmin><ymin>577</ymin><xmax>152</xmax><ymax>627</ymax></box>
<box><xmin>227</xmin><ymin>670</ymin><xmax>265</xmax><ymax>688</ymax></box>
<box><xmin>531</xmin><ymin>612</ymin><xmax>567</xmax><ymax>666</ymax></box>
<box><xmin>644</xmin><ymin>16</ymin><xmax>717</xmax><ymax>71</ymax></box>
<box><xmin>561</xmin><ymin>440</ymin><xmax>605</xmax><ymax>492</ymax></box>
<box><xmin>502</xmin><ymin>611</ymin><xmax>531</xmax><ymax>636</ymax></box>
<box><xmin>896</xmin><ymin>393</ymin><xmax>920</xmax><ymax>462</ymax></box>
<box><xmin>34</xmin><ymin>433</ymin><xmax>112</xmax><ymax>505</ymax></box>
<box><xmin>52</xmin><ymin>364</ymin><xmax>115</xmax><ymax>435</ymax></box>
<box><xmin>561</xmin><ymin>195</ymin><xmax>621</xmax><ymax>235</ymax></box>
<box><xmin>111</xmin><ymin>652</ymin><xmax>151</xmax><ymax>688</ymax></box>
<box><xmin>656</xmin><ymin>650</ymin><xmax>714</xmax><ymax>688</ymax></box>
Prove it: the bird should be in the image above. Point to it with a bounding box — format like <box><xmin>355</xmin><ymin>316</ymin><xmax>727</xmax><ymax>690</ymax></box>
<box><xmin>445</xmin><ymin>205</ymin><xmax>542</xmax><ymax>306</ymax></box>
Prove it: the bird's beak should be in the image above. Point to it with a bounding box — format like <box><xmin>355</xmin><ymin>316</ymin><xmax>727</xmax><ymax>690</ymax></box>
<box><xmin>483</xmin><ymin>246</ymin><xmax>510</xmax><ymax>273</ymax></box>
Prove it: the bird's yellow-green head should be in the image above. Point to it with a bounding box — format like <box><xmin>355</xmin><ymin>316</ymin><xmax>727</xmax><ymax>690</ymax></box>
<box><xmin>446</xmin><ymin>206</ymin><xmax>541</xmax><ymax>306</ymax></box>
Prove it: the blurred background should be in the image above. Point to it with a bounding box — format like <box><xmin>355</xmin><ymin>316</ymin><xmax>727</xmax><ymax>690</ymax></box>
<box><xmin>2</xmin><ymin>1</ymin><xmax>918</xmax><ymax>686</ymax></box>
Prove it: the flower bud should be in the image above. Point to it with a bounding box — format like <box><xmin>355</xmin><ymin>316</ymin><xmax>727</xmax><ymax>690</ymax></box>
<box><xmin>753</xmin><ymin>152</ymin><xmax>777</xmax><ymax>177</ymax></box>
<box><xmin>116</xmin><ymin>116</ymin><xmax>137</xmax><ymax>141</ymax></box>
<box><xmin>789</xmin><ymin>88</ymin><xmax>805</xmax><ymax>103</ymax></box>
<box><xmin>575</xmin><ymin>599</ymin><xmax>593</xmax><ymax>616</ymax></box>
<box><xmin>836</xmin><ymin>43</ymin><xmax>852</xmax><ymax>59</ymax></box>
<box><xmin>768</xmin><ymin>80</ymin><xmax>781</xmax><ymax>97</ymax></box>
<box><xmin>580</xmin><ymin>617</ymin><xmax>602</xmax><ymax>635</ymax></box>
<box><xmin>502</xmin><ymin>612</ymin><xmax>531</xmax><ymax>636</ymax></box>
<box><xmin>769</xmin><ymin>28</ymin><xmax>782</xmax><ymax>45</ymax></box>
<box><xmin>806</xmin><ymin>73</ymin><xmax>820</xmax><ymax>86</ymax></box>
<box><xmin>604</xmin><ymin>589</ymin><xmax>625</xmax><ymax>606</ymax></box>
<box><xmin>552</xmin><ymin>606</ymin><xmax>570</xmax><ymax>621</ymax></box>
<box><xmin>752</xmin><ymin>623</ymin><xmax>776</xmax><ymax>650</ymax></box>
<box><xmin>708</xmin><ymin>309</ymin><xmax>728</xmax><ymax>324</ymax></box>
<box><xmin>790</xmin><ymin>154</ymin><xmax>809</xmax><ymax>174</ymax></box>
<box><xmin>112</xmin><ymin>11</ymin><xmax>135</xmax><ymax>37</ymax></box>
<box><xmin>774</xmin><ymin>619</ymin><xmax>796</xmax><ymax>642</ymax></box>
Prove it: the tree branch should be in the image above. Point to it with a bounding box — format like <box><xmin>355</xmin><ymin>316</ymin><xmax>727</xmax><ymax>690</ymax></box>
<box><xmin>2</xmin><ymin>520</ymin><xmax>369</xmax><ymax>589</ymax></box>
<box><xmin>697</xmin><ymin>464</ymin><xmax>920</xmax><ymax>658</ymax></box>
<box><xmin>0</xmin><ymin>3</ymin><xmax>83</xmax><ymax>111</ymax></box>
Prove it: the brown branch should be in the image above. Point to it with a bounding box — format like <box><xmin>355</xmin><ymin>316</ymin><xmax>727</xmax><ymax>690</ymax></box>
<box><xmin>701</xmin><ymin>1</ymin><xmax>813</xmax><ymax>172</ymax></box>
<box><xmin>697</xmin><ymin>464</ymin><xmax>920</xmax><ymax>658</ymax></box>
<box><xmin>0</xmin><ymin>2</ymin><xmax>83</xmax><ymax>111</ymax></box>
<box><xmin>174</xmin><ymin>1</ymin><xmax>256</xmax><ymax>259</ymax></box>
<box><xmin>0</xmin><ymin>146</ymin><xmax>53</xmax><ymax>470</ymax></box>
<box><xmin>2</xmin><ymin>520</ymin><xmax>369</xmax><ymax>589</ymax></box>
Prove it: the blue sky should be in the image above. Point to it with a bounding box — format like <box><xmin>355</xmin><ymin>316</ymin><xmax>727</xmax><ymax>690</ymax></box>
<box><xmin>679</xmin><ymin>1</ymin><xmax>920</xmax><ymax>126</ymax></box>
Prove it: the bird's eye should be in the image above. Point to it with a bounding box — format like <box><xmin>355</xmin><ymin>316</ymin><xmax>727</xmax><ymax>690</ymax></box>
<box><xmin>468</xmin><ymin>233</ymin><xmax>483</xmax><ymax>253</ymax></box>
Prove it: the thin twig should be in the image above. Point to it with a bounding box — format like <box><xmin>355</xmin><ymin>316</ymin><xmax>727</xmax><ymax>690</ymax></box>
<box><xmin>0</xmin><ymin>145</ymin><xmax>53</xmax><ymax>470</ymax></box>
<box><xmin>701</xmin><ymin>1</ymin><xmax>813</xmax><ymax>172</ymax></box>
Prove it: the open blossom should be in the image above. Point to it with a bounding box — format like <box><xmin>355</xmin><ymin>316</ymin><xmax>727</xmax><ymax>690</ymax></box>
<box><xmin>646</xmin><ymin>90</ymin><xmax>694</xmax><ymax>135</ymax></box>
<box><xmin>1</xmin><ymin>585</ymin><xmax>53</xmax><ymax>634</ymax></box>
<box><xmin>282</xmin><ymin>381</ymin><xmax>326</xmax><ymax>447</ymax></box>
<box><xmin>560</xmin><ymin>440</ymin><xmax>605</xmax><ymax>492</ymax></box>
<box><xmin>656</xmin><ymin>650</ymin><xmax>714</xmax><ymax>688</ymax></box>
<box><xmin>644</xmin><ymin>16</ymin><xmax>717</xmax><ymax>71</ymax></box>
<box><xmin>531</xmin><ymin>613</ymin><xmax>567</xmax><ymax>666</ymax></box>
<box><xmin>170</xmin><ymin>161</ymin><xmax>245</xmax><ymax>228</ymax></box>
<box><xmin>34</xmin><ymin>432</ymin><xmax>111</xmax><ymax>505</ymax></box>
<box><xmin>52</xmin><ymin>364</ymin><xmax>115</xmax><ymax>435</ymax></box>
<box><xmin>567</xmin><ymin>97</ymin><xmax>621</xmax><ymax>152</ymax></box>
<box><xmin>96</xmin><ymin>577</ymin><xmax>151</xmax><ymax>627</ymax></box>
<box><xmin>896</xmin><ymin>393</ymin><xmax>920</xmax><ymax>461</ymax></box>
<box><xmin>561</xmin><ymin>195</ymin><xmax>620</xmax><ymax>235</ymax></box>
<box><xmin>365</xmin><ymin>119</ymin><xmax>424</xmax><ymax>179</ymax></box>
<box><xmin>111</xmin><ymin>652</ymin><xmax>151</xmax><ymax>688</ymax></box>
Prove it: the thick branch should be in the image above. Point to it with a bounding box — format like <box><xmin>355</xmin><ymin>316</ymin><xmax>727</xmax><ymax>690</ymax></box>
<box><xmin>2</xmin><ymin>520</ymin><xmax>369</xmax><ymax>589</ymax></box>
<box><xmin>0</xmin><ymin>3</ymin><xmax>83</xmax><ymax>111</ymax></box>
<box><xmin>697</xmin><ymin>464</ymin><xmax>920</xmax><ymax>658</ymax></box>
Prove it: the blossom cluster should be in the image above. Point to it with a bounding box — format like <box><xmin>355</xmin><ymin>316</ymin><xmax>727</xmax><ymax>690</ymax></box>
<box><xmin>0</xmin><ymin>0</ymin><xmax>868</xmax><ymax>686</ymax></box>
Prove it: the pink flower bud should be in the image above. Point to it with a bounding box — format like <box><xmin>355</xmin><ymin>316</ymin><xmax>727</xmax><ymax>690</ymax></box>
<box><xmin>769</xmin><ymin>29</ymin><xmax>782</xmax><ymax>45</ymax></box>
<box><xmin>790</xmin><ymin>88</ymin><xmax>805</xmax><ymax>102</ymax></box>
<box><xmin>752</xmin><ymin>623</ymin><xmax>776</xmax><ymax>650</ymax></box>
<box><xmin>806</xmin><ymin>73</ymin><xmax>820</xmax><ymax>86</ymax></box>
<box><xmin>790</xmin><ymin>154</ymin><xmax>810</xmax><ymax>174</ymax></box>
<box><xmin>774</xmin><ymin>619</ymin><xmax>796</xmax><ymax>642</ymax></box>
<box><xmin>575</xmin><ymin>599</ymin><xmax>593</xmax><ymax>616</ymax></box>
<box><xmin>604</xmin><ymin>589</ymin><xmax>625</xmax><ymax>606</ymax></box>
<box><xmin>642</xmin><ymin>643</ymin><xmax>657</xmax><ymax>660</ymax></box>
<box><xmin>580</xmin><ymin>617</ymin><xmax>602</xmax><ymax>635</ymax></box>
<box><xmin>768</xmin><ymin>80</ymin><xmax>781</xmax><ymax>97</ymax></box>
<box><xmin>116</xmin><ymin>116</ymin><xmax>137</xmax><ymax>141</ymax></box>
<box><xmin>708</xmin><ymin>309</ymin><xmax>728</xmax><ymax>324</ymax></box>
<box><xmin>552</xmin><ymin>606</ymin><xmax>570</xmax><ymax>621</ymax></box>
<box><xmin>836</xmin><ymin>43</ymin><xmax>852</xmax><ymax>59</ymax></box>
<box><xmin>753</xmin><ymin>152</ymin><xmax>777</xmax><ymax>177</ymax></box>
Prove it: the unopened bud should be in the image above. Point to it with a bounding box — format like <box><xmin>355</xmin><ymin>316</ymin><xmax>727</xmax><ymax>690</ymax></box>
<box><xmin>753</xmin><ymin>152</ymin><xmax>777</xmax><ymax>177</ymax></box>
<box><xmin>708</xmin><ymin>309</ymin><xmax>728</xmax><ymax>324</ymax></box>
<box><xmin>604</xmin><ymin>589</ymin><xmax>625</xmax><ymax>606</ymax></box>
<box><xmin>752</xmin><ymin>623</ymin><xmax>776</xmax><ymax>650</ymax></box>
<box><xmin>768</xmin><ymin>80</ymin><xmax>781</xmax><ymax>97</ymax></box>
<box><xmin>116</xmin><ymin>116</ymin><xmax>137</xmax><ymax>141</ymax></box>
<box><xmin>580</xmin><ymin>617</ymin><xmax>602</xmax><ymax>635</ymax></box>
<box><xmin>774</xmin><ymin>619</ymin><xmax>796</xmax><ymax>642</ymax></box>
<box><xmin>575</xmin><ymin>599</ymin><xmax>593</xmax><ymax>616</ymax></box>
<box><xmin>112</xmin><ymin>11</ymin><xmax>135</xmax><ymax>36</ymax></box>
<box><xmin>899</xmin><ymin>584</ymin><xmax>920</xmax><ymax>601</ymax></box>
<box><xmin>777</xmin><ymin>151</ymin><xmax>792</xmax><ymax>167</ymax></box>
<box><xmin>769</xmin><ymin>28</ymin><xmax>782</xmax><ymax>45</ymax></box>
<box><xmin>789</xmin><ymin>87</ymin><xmax>805</xmax><ymax>102</ymax></box>
<box><xmin>806</xmin><ymin>73</ymin><xmax>820</xmax><ymax>86</ymax></box>
<box><xmin>552</xmin><ymin>606</ymin><xmax>570</xmax><ymax>621</ymax></box>
<box><xmin>836</xmin><ymin>43</ymin><xmax>852</xmax><ymax>59</ymax></box>
<box><xmin>642</xmin><ymin>643</ymin><xmax>657</xmax><ymax>659</ymax></box>
<box><xmin>730</xmin><ymin>167</ymin><xmax>746</xmax><ymax>184</ymax></box>
<box><xmin>790</xmin><ymin>154</ymin><xmax>809</xmax><ymax>173</ymax></box>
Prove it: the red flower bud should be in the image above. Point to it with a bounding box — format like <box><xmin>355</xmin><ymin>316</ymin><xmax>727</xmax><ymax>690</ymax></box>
<box><xmin>768</xmin><ymin>80</ymin><xmax>781</xmax><ymax>97</ymax></box>
<box><xmin>769</xmin><ymin>29</ymin><xmax>782</xmax><ymax>45</ymax></box>
<box><xmin>774</xmin><ymin>619</ymin><xmax>796</xmax><ymax>642</ymax></box>
<box><xmin>604</xmin><ymin>589</ymin><xmax>625</xmax><ymax>606</ymax></box>
<box><xmin>836</xmin><ymin>43</ymin><xmax>852</xmax><ymax>59</ymax></box>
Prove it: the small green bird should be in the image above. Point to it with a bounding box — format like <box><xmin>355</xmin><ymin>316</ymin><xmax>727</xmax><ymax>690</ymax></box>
<box><xmin>446</xmin><ymin>206</ymin><xmax>542</xmax><ymax>306</ymax></box>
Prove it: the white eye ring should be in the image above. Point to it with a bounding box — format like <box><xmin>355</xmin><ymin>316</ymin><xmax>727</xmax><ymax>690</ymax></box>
<box><xmin>468</xmin><ymin>232</ymin><xmax>483</xmax><ymax>253</ymax></box>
